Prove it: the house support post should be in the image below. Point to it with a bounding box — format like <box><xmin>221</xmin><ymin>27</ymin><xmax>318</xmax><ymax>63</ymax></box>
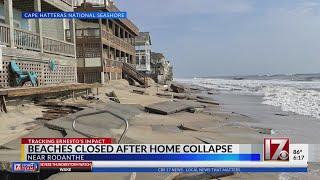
<box><xmin>0</xmin><ymin>96</ymin><xmax>7</xmax><ymax>113</ymax></box>
<box><xmin>34</xmin><ymin>0</ymin><xmax>43</xmax><ymax>53</ymax></box>
<box><xmin>4</xmin><ymin>0</ymin><xmax>14</xmax><ymax>48</ymax></box>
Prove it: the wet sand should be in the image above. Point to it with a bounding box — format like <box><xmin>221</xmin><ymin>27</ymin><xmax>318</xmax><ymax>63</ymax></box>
<box><xmin>214</xmin><ymin>93</ymin><xmax>320</xmax><ymax>143</ymax></box>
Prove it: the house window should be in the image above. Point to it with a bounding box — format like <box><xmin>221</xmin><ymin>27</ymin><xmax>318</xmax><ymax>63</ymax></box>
<box><xmin>0</xmin><ymin>16</ymin><xmax>21</xmax><ymax>28</ymax></box>
<box><xmin>141</xmin><ymin>56</ymin><xmax>146</xmax><ymax>65</ymax></box>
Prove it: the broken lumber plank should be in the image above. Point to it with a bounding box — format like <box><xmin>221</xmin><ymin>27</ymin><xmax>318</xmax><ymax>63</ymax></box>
<box><xmin>106</xmin><ymin>91</ymin><xmax>120</xmax><ymax>103</ymax></box>
<box><xmin>196</xmin><ymin>99</ymin><xmax>219</xmax><ymax>105</ymax></box>
<box><xmin>194</xmin><ymin>137</ymin><xmax>218</xmax><ymax>144</ymax></box>
<box><xmin>177</xmin><ymin>124</ymin><xmax>198</xmax><ymax>131</ymax></box>
<box><xmin>196</xmin><ymin>95</ymin><xmax>215</xmax><ymax>100</ymax></box>
<box><xmin>0</xmin><ymin>95</ymin><xmax>7</xmax><ymax>113</ymax></box>
<box><xmin>36</xmin><ymin>102</ymin><xmax>84</xmax><ymax>111</ymax></box>
<box><xmin>132</xmin><ymin>89</ymin><xmax>146</xmax><ymax>95</ymax></box>
<box><xmin>0</xmin><ymin>84</ymin><xmax>95</xmax><ymax>98</ymax></box>
<box><xmin>170</xmin><ymin>83</ymin><xmax>185</xmax><ymax>93</ymax></box>
<box><xmin>207</xmin><ymin>91</ymin><xmax>214</xmax><ymax>95</ymax></box>
<box><xmin>156</xmin><ymin>92</ymin><xmax>187</xmax><ymax>99</ymax></box>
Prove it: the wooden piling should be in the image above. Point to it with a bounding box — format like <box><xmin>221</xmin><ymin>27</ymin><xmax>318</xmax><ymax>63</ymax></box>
<box><xmin>0</xmin><ymin>95</ymin><xmax>7</xmax><ymax>113</ymax></box>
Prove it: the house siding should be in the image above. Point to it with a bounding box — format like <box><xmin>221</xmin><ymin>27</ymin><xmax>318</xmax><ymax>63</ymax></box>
<box><xmin>0</xmin><ymin>3</ymin><xmax>30</xmax><ymax>30</ymax></box>
<box><xmin>42</xmin><ymin>19</ymin><xmax>65</xmax><ymax>41</ymax></box>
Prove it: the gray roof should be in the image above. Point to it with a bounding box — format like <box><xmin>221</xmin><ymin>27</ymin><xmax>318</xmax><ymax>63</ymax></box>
<box><xmin>151</xmin><ymin>52</ymin><xmax>165</xmax><ymax>63</ymax></box>
<box><xmin>135</xmin><ymin>32</ymin><xmax>152</xmax><ymax>46</ymax></box>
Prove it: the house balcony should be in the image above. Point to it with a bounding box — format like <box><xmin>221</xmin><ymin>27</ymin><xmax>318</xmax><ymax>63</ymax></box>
<box><xmin>101</xmin><ymin>29</ymin><xmax>135</xmax><ymax>53</ymax></box>
<box><xmin>136</xmin><ymin>64</ymin><xmax>151</xmax><ymax>72</ymax></box>
<box><xmin>74</xmin><ymin>0</ymin><xmax>139</xmax><ymax>35</ymax></box>
<box><xmin>66</xmin><ymin>28</ymin><xmax>135</xmax><ymax>54</ymax></box>
<box><xmin>105</xmin><ymin>58</ymin><xmax>123</xmax><ymax>68</ymax></box>
<box><xmin>0</xmin><ymin>23</ymin><xmax>75</xmax><ymax>57</ymax></box>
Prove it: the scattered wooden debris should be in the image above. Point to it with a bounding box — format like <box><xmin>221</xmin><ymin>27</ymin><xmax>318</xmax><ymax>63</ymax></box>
<box><xmin>177</xmin><ymin>124</ymin><xmax>198</xmax><ymax>131</ymax></box>
<box><xmin>156</xmin><ymin>92</ymin><xmax>187</xmax><ymax>99</ymax></box>
<box><xmin>274</xmin><ymin>113</ymin><xmax>288</xmax><ymax>117</ymax></box>
<box><xmin>36</xmin><ymin>104</ymin><xmax>83</xmax><ymax>121</ymax></box>
<box><xmin>81</xmin><ymin>95</ymin><xmax>100</xmax><ymax>101</ymax></box>
<box><xmin>106</xmin><ymin>91</ymin><xmax>120</xmax><ymax>103</ymax></box>
<box><xmin>196</xmin><ymin>99</ymin><xmax>219</xmax><ymax>105</ymax></box>
<box><xmin>207</xmin><ymin>91</ymin><xmax>214</xmax><ymax>95</ymax></box>
<box><xmin>231</xmin><ymin>112</ymin><xmax>249</xmax><ymax>117</ymax></box>
<box><xmin>255</xmin><ymin>127</ymin><xmax>275</xmax><ymax>135</ymax></box>
<box><xmin>187</xmin><ymin>107</ymin><xmax>205</xmax><ymax>113</ymax></box>
<box><xmin>195</xmin><ymin>137</ymin><xmax>217</xmax><ymax>144</ymax></box>
<box><xmin>36</xmin><ymin>102</ymin><xmax>84</xmax><ymax>110</ymax></box>
<box><xmin>127</xmin><ymin>77</ymin><xmax>136</xmax><ymax>86</ymax></box>
<box><xmin>132</xmin><ymin>89</ymin><xmax>148</xmax><ymax>95</ymax></box>
<box><xmin>0</xmin><ymin>95</ymin><xmax>7</xmax><ymax>113</ymax></box>
<box><xmin>187</xmin><ymin>95</ymin><xmax>198</xmax><ymax>100</ymax></box>
<box><xmin>25</xmin><ymin>124</ymin><xmax>39</xmax><ymax>131</ymax></box>
<box><xmin>196</xmin><ymin>95</ymin><xmax>211</xmax><ymax>100</ymax></box>
<box><xmin>190</xmin><ymin>87</ymin><xmax>200</xmax><ymax>91</ymax></box>
<box><xmin>170</xmin><ymin>83</ymin><xmax>185</xmax><ymax>93</ymax></box>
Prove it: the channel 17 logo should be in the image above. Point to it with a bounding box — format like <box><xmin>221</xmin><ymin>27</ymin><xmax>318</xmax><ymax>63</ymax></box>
<box><xmin>264</xmin><ymin>138</ymin><xmax>289</xmax><ymax>161</ymax></box>
<box><xmin>12</xmin><ymin>162</ymin><xmax>39</xmax><ymax>173</ymax></box>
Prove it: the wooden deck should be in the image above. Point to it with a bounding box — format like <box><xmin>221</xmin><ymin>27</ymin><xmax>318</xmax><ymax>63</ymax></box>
<box><xmin>0</xmin><ymin>83</ymin><xmax>96</xmax><ymax>98</ymax></box>
<box><xmin>0</xmin><ymin>23</ymin><xmax>75</xmax><ymax>57</ymax></box>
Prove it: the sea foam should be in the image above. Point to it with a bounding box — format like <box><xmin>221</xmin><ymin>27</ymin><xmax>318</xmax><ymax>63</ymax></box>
<box><xmin>177</xmin><ymin>78</ymin><xmax>320</xmax><ymax>119</ymax></box>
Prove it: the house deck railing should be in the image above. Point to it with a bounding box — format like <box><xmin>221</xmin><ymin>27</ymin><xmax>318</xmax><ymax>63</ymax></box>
<box><xmin>0</xmin><ymin>23</ymin><xmax>75</xmax><ymax>57</ymax></box>
<box><xmin>43</xmin><ymin>36</ymin><xmax>74</xmax><ymax>57</ymax></box>
<box><xmin>14</xmin><ymin>28</ymin><xmax>41</xmax><ymax>51</ymax></box>
<box><xmin>66</xmin><ymin>28</ymin><xmax>135</xmax><ymax>53</ymax></box>
<box><xmin>105</xmin><ymin>59</ymin><xmax>123</xmax><ymax>68</ymax></box>
<box><xmin>101</xmin><ymin>30</ymin><xmax>135</xmax><ymax>52</ymax></box>
<box><xmin>0</xmin><ymin>23</ymin><xmax>10</xmax><ymax>46</ymax></box>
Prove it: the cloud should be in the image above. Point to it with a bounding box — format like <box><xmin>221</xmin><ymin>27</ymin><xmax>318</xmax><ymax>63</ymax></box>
<box><xmin>115</xmin><ymin>0</ymin><xmax>320</xmax><ymax>77</ymax></box>
<box><xmin>116</xmin><ymin>0</ymin><xmax>254</xmax><ymax>17</ymax></box>
<box><xmin>266</xmin><ymin>0</ymin><xmax>320</xmax><ymax>18</ymax></box>
<box><xmin>163</xmin><ymin>0</ymin><xmax>254</xmax><ymax>15</ymax></box>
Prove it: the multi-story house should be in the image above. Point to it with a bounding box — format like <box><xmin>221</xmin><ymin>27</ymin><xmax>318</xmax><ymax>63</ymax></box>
<box><xmin>68</xmin><ymin>0</ymin><xmax>140</xmax><ymax>84</ymax></box>
<box><xmin>135</xmin><ymin>32</ymin><xmax>151</xmax><ymax>73</ymax></box>
<box><xmin>0</xmin><ymin>0</ymin><xmax>77</xmax><ymax>88</ymax></box>
<box><xmin>151</xmin><ymin>52</ymin><xmax>173</xmax><ymax>83</ymax></box>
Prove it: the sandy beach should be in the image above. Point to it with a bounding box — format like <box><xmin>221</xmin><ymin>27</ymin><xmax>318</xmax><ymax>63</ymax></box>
<box><xmin>0</xmin><ymin>80</ymin><xmax>318</xmax><ymax>179</ymax></box>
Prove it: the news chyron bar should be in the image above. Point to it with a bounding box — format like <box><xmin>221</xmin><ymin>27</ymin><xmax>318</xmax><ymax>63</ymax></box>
<box><xmin>8</xmin><ymin>137</ymin><xmax>312</xmax><ymax>173</ymax></box>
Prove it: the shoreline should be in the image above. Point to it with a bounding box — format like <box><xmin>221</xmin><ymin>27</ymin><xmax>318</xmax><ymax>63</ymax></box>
<box><xmin>208</xmin><ymin>91</ymin><xmax>320</xmax><ymax>143</ymax></box>
<box><xmin>179</xmin><ymin>79</ymin><xmax>320</xmax><ymax>143</ymax></box>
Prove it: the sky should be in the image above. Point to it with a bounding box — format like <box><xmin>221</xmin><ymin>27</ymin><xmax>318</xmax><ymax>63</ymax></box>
<box><xmin>116</xmin><ymin>0</ymin><xmax>320</xmax><ymax>78</ymax></box>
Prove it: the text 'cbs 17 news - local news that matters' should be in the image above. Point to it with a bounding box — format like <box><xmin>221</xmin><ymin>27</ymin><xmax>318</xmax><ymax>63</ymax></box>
<box><xmin>7</xmin><ymin>137</ymin><xmax>318</xmax><ymax>173</ymax></box>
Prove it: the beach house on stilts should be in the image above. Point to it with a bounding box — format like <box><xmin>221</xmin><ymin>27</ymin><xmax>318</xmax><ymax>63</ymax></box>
<box><xmin>68</xmin><ymin>0</ymin><xmax>148</xmax><ymax>87</ymax></box>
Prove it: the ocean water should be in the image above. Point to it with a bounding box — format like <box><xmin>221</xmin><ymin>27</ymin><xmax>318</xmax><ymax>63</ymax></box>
<box><xmin>177</xmin><ymin>75</ymin><xmax>320</xmax><ymax>119</ymax></box>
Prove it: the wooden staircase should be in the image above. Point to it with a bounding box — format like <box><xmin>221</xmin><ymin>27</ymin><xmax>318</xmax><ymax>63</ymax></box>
<box><xmin>122</xmin><ymin>62</ymin><xmax>148</xmax><ymax>88</ymax></box>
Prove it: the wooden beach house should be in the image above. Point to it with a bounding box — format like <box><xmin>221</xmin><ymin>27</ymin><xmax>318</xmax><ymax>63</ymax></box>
<box><xmin>0</xmin><ymin>0</ymin><xmax>77</xmax><ymax>88</ymax></box>
<box><xmin>135</xmin><ymin>32</ymin><xmax>152</xmax><ymax>73</ymax></box>
<box><xmin>151</xmin><ymin>52</ymin><xmax>173</xmax><ymax>83</ymax></box>
<box><xmin>68</xmin><ymin>0</ymin><xmax>147</xmax><ymax>86</ymax></box>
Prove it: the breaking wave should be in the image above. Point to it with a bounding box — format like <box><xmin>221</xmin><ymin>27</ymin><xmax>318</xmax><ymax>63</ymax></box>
<box><xmin>177</xmin><ymin>78</ymin><xmax>320</xmax><ymax>119</ymax></box>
